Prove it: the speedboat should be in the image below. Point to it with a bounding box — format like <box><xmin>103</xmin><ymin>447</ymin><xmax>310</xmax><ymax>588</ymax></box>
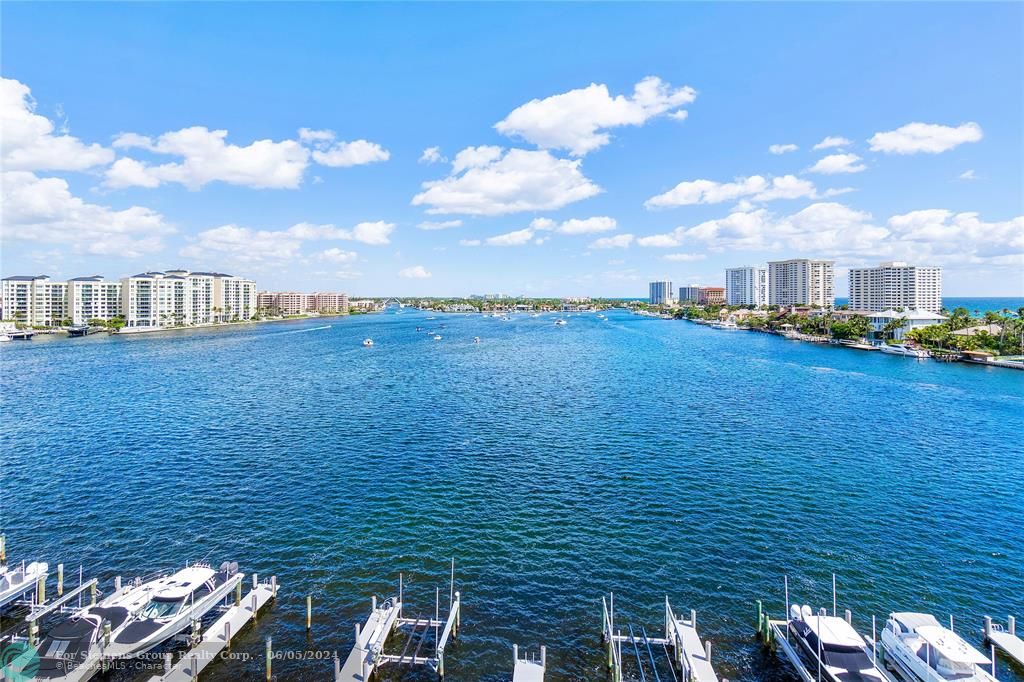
<box><xmin>35</xmin><ymin>574</ymin><xmax>166</xmax><ymax>679</ymax></box>
<box><xmin>555</xmin><ymin>319</ymin><xmax>567</xmax><ymax>326</ymax></box>
<box><xmin>879</xmin><ymin>344</ymin><xmax>930</xmax><ymax>359</ymax></box>
<box><xmin>433</xmin><ymin>335</ymin><xmax>442</xmax><ymax>340</ymax></box>
<box><xmin>881</xmin><ymin>612</ymin><xmax>995</xmax><ymax>682</ymax></box>
<box><xmin>0</xmin><ymin>559</ymin><xmax>49</xmax><ymax>610</ymax></box>
<box><xmin>363</xmin><ymin>338</ymin><xmax>374</xmax><ymax>347</ymax></box>
<box><xmin>788</xmin><ymin>605</ymin><xmax>888</xmax><ymax>682</ymax></box>
<box><xmin>473</xmin><ymin>337</ymin><xmax>480</xmax><ymax>343</ymax></box>
<box><xmin>103</xmin><ymin>562</ymin><xmax>242</xmax><ymax>659</ymax></box>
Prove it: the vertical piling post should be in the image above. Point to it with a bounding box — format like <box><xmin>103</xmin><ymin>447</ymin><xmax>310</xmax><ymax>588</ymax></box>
<box><xmin>36</xmin><ymin>575</ymin><xmax>46</xmax><ymax>604</ymax></box>
<box><xmin>706</xmin><ymin>640</ymin><xmax>712</xmax><ymax>663</ymax></box>
<box><xmin>845</xmin><ymin>609</ymin><xmax>852</xmax><ymax>625</ymax></box>
<box><xmin>253</xmin><ymin>573</ymin><xmax>258</xmax><ymax>591</ymax></box>
<box><xmin>306</xmin><ymin>595</ymin><xmax>312</xmax><ymax>631</ymax></box>
<box><xmin>514</xmin><ymin>644</ymin><xmax>519</xmax><ymax>665</ymax></box>
<box><xmin>115</xmin><ymin>575</ymin><xmax>122</xmax><ymax>593</ymax></box>
<box><xmin>0</xmin><ymin>535</ymin><xmax>5</xmax><ymax>564</ymax></box>
<box><xmin>236</xmin><ymin>580</ymin><xmax>242</xmax><ymax>606</ymax></box>
<box><xmin>104</xmin><ymin>621</ymin><xmax>111</xmax><ymax>647</ymax></box>
<box><xmin>541</xmin><ymin>645</ymin><xmax>546</xmax><ymax>668</ymax></box>
<box><xmin>1009</xmin><ymin>615</ymin><xmax>1016</xmax><ymax>636</ymax></box>
<box><xmin>28</xmin><ymin>621</ymin><xmax>38</xmax><ymax>647</ymax></box>
<box><xmin>991</xmin><ymin>643</ymin><xmax>996</xmax><ymax>678</ymax></box>
<box><xmin>333</xmin><ymin>653</ymin><xmax>340</xmax><ymax>679</ymax></box>
<box><xmin>265</xmin><ymin>636</ymin><xmax>272</xmax><ymax>681</ymax></box>
<box><xmin>450</xmin><ymin>557</ymin><xmax>455</xmax><ymax>609</ymax></box>
<box><xmin>272</xmin><ymin>575</ymin><xmax>277</xmax><ymax>599</ymax></box>
<box><xmin>950</xmin><ymin>614</ymin><xmax>955</xmax><ymax>632</ymax></box>
<box><xmin>757</xmin><ymin>600</ymin><xmax>763</xmax><ymax>638</ymax></box>
<box><xmin>225</xmin><ymin>622</ymin><xmax>231</xmax><ymax>651</ymax></box>
<box><xmin>57</xmin><ymin>564</ymin><xmax>64</xmax><ymax>597</ymax></box>
<box><xmin>872</xmin><ymin>615</ymin><xmax>877</xmax><ymax>664</ymax></box>
<box><xmin>691</xmin><ymin>608</ymin><xmax>697</xmax><ymax>631</ymax></box>
<box><xmin>90</xmin><ymin>580</ymin><xmax>97</xmax><ymax>605</ymax></box>
<box><xmin>455</xmin><ymin>591</ymin><xmax>461</xmax><ymax>636</ymax></box>
<box><xmin>832</xmin><ymin>573</ymin><xmax>837</xmax><ymax>617</ymax></box>
<box><xmin>984</xmin><ymin>616</ymin><xmax>992</xmax><ymax>639</ymax></box>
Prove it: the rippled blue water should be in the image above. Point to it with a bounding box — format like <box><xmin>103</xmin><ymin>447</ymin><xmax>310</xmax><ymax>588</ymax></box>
<box><xmin>2</xmin><ymin>310</ymin><xmax>1022</xmax><ymax>682</ymax></box>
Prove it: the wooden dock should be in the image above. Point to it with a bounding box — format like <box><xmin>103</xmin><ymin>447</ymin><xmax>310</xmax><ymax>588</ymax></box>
<box><xmin>335</xmin><ymin>596</ymin><xmax>402</xmax><ymax>681</ymax></box>
<box><xmin>985</xmin><ymin>616</ymin><xmax>1024</xmax><ymax>668</ymax></box>
<box><xmin>668</xmin><ymin>605</ymin><xmax>718</xmax><ymax>682</ymax></box>
<box><xmin>513</xmin><ymin>644</ymin><xmax>545</xmax><ymax>682</ymax></box>
<box><xmin>149</xmin><ymin>576</ymin><xmax>278</xmax><ymax>682</ymax></box>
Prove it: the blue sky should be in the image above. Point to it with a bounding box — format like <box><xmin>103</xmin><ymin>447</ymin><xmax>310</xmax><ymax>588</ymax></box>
<box><xmin>2</xmin><ymin>2</ymin><xmax>1022</xmax><ymax>296</ymax></box>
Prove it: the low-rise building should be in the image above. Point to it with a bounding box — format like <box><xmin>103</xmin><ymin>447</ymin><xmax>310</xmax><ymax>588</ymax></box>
<box><xmin>867</xmin><ymin>309</ymin><xmax>947</xmax><ymax>340</ymax></box>
<box><xmin>309</xmin><ymin>292</ymin><xmax>350</xmax><ymax>313</ymax></box>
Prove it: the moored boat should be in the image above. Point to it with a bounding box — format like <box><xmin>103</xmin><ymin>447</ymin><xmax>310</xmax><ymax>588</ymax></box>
<box><xmin>788</xmin><ymin>604</ymin><xmax>889</xmax><ymax>682</ymax></box>
<box><xmin>0</xmin><ymin>558</ymin><xmax>49</xmax><ymax>610</ymax></box>
<box><xmin>880</xmin><ymin>612</ymin><xmax>995</xmax><ymax>682</ymax></box>
<box><xmin>879</xmin><ymin>344</ymin><xmax>930</xmax><ymax>359</ymax></box>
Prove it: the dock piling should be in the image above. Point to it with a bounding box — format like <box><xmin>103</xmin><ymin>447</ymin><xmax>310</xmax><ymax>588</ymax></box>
<box><xmin>845</xmin><ymin>609</ymin><xmax>851</xmax><ymax>625</ymax></box>
<box><xmin>1009</xmin><ymin>615</ymin><xmax>1016</xmax><ymax>636</ymax></box>
<box><xmin>115</xmin><ymin>575</ymin><xmax>122</xmax><ymax>592</ymax></box>
<box><xmin>705</xmin><ymin>640</ymin><xmax>712</xmax><ymax>662</ymax></box>
<box><xmin>985</xmin><ymin>616</ymin><xmax>992</xmax><ymax>638</ymax></box>
<box><xmin>306</xmin><ymin>595</ymin><xmax>312</xmax><ymax>631</ymax></box>
<box><xmin>57</xmin><ymin>563</ymin><xmax>64</xmax><ymax>597</ymax></box>
<box><xmin>265</xmin><ymin>636</ymin><xmax>272</xmax><ymax>681</ymax></box>
<box><xmin>756</xmin><ymin>600</ymin><xmax>763</xmax><ymax>637</ymax></box>
<box><xmin>36</xmin><ymin>575</ymin><xmax>46</xmax><ymax>604</ymax></box>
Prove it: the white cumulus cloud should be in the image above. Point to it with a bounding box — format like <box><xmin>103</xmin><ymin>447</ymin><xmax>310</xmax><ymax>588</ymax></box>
<box><xmin>662</xmin><ymin>253</ymin><xmax>706</xmax><ymax>262</ymax></box>
<box><xmin>868</xmin><ymin>122</ymin><xmax>983</xmax><ymax>154</ymax></box>
<box><xmin>412</xmin><ymin>147</ymin><xmax>601</xmax><ymax>215</ymax></box>
<box><xmin>1</xmin><ymin>171</ymin><xmax>172</xmax><ymax>257</ymax></box>
<box><xmin>318</xmin><ymin>248</ymin><xmax>358</xmax><ymax>264</ymax></box>
<box><xmin>417</xmin><ymin>219</ymin><xmax>463</xmax><ymax>230</ymax></box>
<box><xmin>494</xmin><ymin>76</ymin><xmax>697</xmax><ymax>156</ymax></box>
<box><xmin>419</xmin><ymin>146</ymin><xmax>445</xmax><ymax>164</ymax></box>
<box><xmin>589</xmin><ymin>233</ymin><xmax>635</xmax><ymax>249</ymax></box>
<box><xmin>813</xmin><ymin>136</ymin><xmax>852</xmax><ymax>150</ymax></box>
<box><xmin>1</xmin><ymin>77</ymin><xmax>114</xmax><ymax>171</ymax></box>
<box><xmin>486</xmin><ymin>227</ymin><xmax>536</xmax><ymax>246</ymax></box>
<box><xmin>399</xmin><ymin>265</ymin><xmax>432</xmax><ymax>279</ymax></box>
<box><xmin>808</xmin><ymin>153</ymin><xmax>866</xmax><ymax>175</ymax></box>
<box><xmin>312</xmin><ymin>139</ymin><xmax>390</xmax><ymax>167</ymax></box>
<box><xmin>645</xmin><ymin>174</ymin><xmax>818</xmax><ymax>208</ymax></box>
<box><xmin>768</xmin><ymin>143</ymin><xmax>798</xmax><ymax>154</ymax></box>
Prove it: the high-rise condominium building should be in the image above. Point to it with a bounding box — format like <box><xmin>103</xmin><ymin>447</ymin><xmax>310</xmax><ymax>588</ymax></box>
<box><xmin>649</xmin><ymin>280</ymin><xmax>674</xmax><ymax>305</ymax></box>
<box><xmin>847</xmin><ymin>261</ymin><xmax>942</xmax><ymax>313</ymax></box>
<box><xmin>1</xmin><ymin>275</ymin><xmax>68</xmax><ymax>326</ymax></box>
<box><xmin>67</xmin><ymin>276</ymin><xmax>122</xmax><ymax>325</ymax></box>
<box><xmin>767</xmin><ymin>259</ymin><xmax>835</xmax><ymax>307</ymax></box>
<box><xmin>725</xmin><ymin>266</ymin><xmax>768</xmax><ymax>306</ymax></box>
<box><xmin>121</xmin><ymin>270</ymin><xmax>257</xmax><ymax>328</ymax></box>
<box><xmin>678</xmin><ymin>286</ymin><xmax>701</xmax><ymax>303</ymax></box>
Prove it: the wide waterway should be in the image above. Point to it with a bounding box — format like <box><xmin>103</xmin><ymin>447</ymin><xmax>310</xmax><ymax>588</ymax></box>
<box><xmin>1</xmin><ymin>309</ymin><xmax>1022</xmax><ymax>681</ymax></box>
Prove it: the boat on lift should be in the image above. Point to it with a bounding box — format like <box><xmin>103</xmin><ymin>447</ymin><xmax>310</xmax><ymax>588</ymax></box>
<box><xmin>67</xmin><ymin>325</ymin><xmax>91</xmax><ymax>337</ymax></box>
<box><xmin>881</xmin><ymin>612</ymin><xmax>996</xmax><ymax>682</ymax></box>
<box><xmin>103</xmin><ymin>562</ymin><xmax>243</xmax><ymax>659</ymax></box>
<box><xmin>0</xmin><ymin>556</ymin><xmax>49</xmax><ymax>610</ymax></box>
<box><xmin>35</xmin><ymin>573</ymin><xmax>167</xmax><ymax>679</ymax></box>
<box><xmin>788</xmin><ymin>604</ymin><xmax>889</xmax><ymax>682</ymax></box>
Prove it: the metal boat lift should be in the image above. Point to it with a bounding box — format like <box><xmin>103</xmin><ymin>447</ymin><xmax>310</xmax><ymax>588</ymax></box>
<box><xmin>601</xmin><ymin>593</ymin><xmax>721</xmax><ymax>682</ymax></box>
<box><xmin>334</xmin><ymin>565</ymin><xmax>462</xmax><ymax>681</ymax></box>
<box><xmin>756</xmin><ymin>575</ymin><xmax>896</xmax><ymax>682</ymax></box>
<box><xmin>985</xmin><ymin>615</ymin><xmax>1024</xmax><ymax>669</ymax></box>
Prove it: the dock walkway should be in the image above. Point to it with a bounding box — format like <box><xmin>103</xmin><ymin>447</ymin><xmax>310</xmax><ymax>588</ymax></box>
<box><xmin>149</xmin><ymin>578</ymin><xmax>277</xmax><ymax>682</ymax></box>
<box><xmin>512</xmin><ymin>645</ymin><xmax>545</xmax><ymax>682</ymax></box>
<box><xmin>336</xmin><ymin>598</ymin><xmax>401</xmax><ymax>682</ymax></box>
<box><xmin>985</xmin><ymin>616</ymin><xmax>1024</xmax><ymax>668</ymax></box>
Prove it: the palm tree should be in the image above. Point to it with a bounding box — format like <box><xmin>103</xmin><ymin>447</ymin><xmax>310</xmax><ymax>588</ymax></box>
<box><xmin>882</xmin><ymin>316</ymin><xmax>907</xmax><ymax>341</ymax></box>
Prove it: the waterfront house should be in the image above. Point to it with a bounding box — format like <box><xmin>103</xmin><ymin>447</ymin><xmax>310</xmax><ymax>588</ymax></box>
<box><xmin>867</xmin><ymin>309</ymin><xmax>947</xmax><ymax>340</ymax></box>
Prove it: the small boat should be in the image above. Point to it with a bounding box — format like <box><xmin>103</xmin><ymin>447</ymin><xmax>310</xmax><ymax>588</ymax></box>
<box><xmin>8</xmin><ymin>330</ymin><xmax>35</xmax><ymax>340</ymax></box>
<box><xmin>104</xmin><ymin>562</ymin><xmax>242</xmax><ymax>659</ymax></box>
<box><xmin>881</xmin><ymin>612</ymin><xmax>996</xmax><ymax>682</ymax></box>
<box><xmin>35</xmin><ymin>572</ymin><xmax>167</xmax><ymax>679</ymax></box>
<box><xmin>879</xmin><ymin>344</ymin><xmax>930</xmax><ymax>359</ymax></box>
<box><xmin>0</xmin><ymin>558</ymin><xmax>49</xmax><ymax>610</ymax></box>
<box><xmin>426</xmin><ymin>316</ymin><xmax>436</xmax><ymax>320</ymax></box>
<box><xmin>416</xmin><ymin>326</ymin><xmax>423</xmax><ymax>332</ymax></box>
<box><xmin>0</xmin><ymin>334</ymin><xmax>10</xmax><ymax>343</ymax></box>
<box><xmin>433</xmin><ymin>334</ymin><xmax>442</xmax><ymax>340</ymax></box>
<box><xmin>789</xmin><ymin>604</ymin><xmax>888</xmax><ymax>682</ymax></box>
<box><xmin>555</xmin><ymin>319</ymin><xmax>567</xmax><ymax>326</ymax></box>
<box><xmin>473</xmin><ymin>336</ymin><xmax>480</xmax><ymax>343</ymax></box>
<box><xmin>363</xmin><ymin>338</ymin><xmax>374</xmax><ymax>347</ymax></box>
<box><xmin>67</xmin><ymin>325</ymin><xmax>91</xmax><ymax>337</ymax></box>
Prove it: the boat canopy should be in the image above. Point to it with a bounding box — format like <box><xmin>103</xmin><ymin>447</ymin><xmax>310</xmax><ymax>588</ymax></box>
<box><xmin>891</xmin><ymin>612</ymin><xmax>942</xmax><ymax>633</ymax></box>
<box><xmin>915</xmin><ymin>626</ymin><xmax>991</xmax><ymax>665</ymax></box>
<box><xmin>803</xmin><ymin>614</ymin><xmax>866</xmax><ymax>649</ymax></box>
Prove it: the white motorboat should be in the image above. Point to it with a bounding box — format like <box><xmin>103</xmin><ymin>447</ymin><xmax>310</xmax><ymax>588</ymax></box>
<box><xmin>879</xmin><ymin>344</ymin><xmax>930</xmax><ymax>359</ymax></box>
<box><xmin>0</xmin><ymin>559</ymin><xmax>49</xmax><ymax>610</ymax></box>
<box><xmin>363</xmin><ymin>338</ymin><xmax>374</xmax><ymax>347</ymax></box>
<box><xmin>433</xmin><ymin>334</ymin><xmax>442</xmax><ymax>340</ymax></box>
<box><xmin>473</xmin><ymin>337</ymin><xmax>480</xmax><ymax>344</ymax></box>
<box><xmin>881</xmin><ymin>612</ymin><xmax>995</xmax><ymax>682</ymax></box>
<box><xmin>554</xmin><ymin>319</ymin><xmax>567</xmax><ymax>326</ymax></box>
<box><xmin>35</xmin><ymin>574</ymin><xmax>167</xmax><ymax>679</ymax></box>
<box><xmin>103</xmin><ymin>562</ymin><xmax>243</xmax><ymax>659</ymax></box>
<box><xmin>788</xmin><ymin>605</ymin><xmax>889</xmax><ymax>682</ymax></box>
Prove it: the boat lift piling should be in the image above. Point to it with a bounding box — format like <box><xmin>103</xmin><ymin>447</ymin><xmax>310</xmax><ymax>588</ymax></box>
<box><xmin>985</xmin><ymin>615</ymin><xmax>1024</xmax><ymax>669</ymax></box>
<box><xmin>602</xmin><ymin>593</ymin><xmax>720</xmax><ymax>682</ymax></box>
<box><xmin>334</xmin><ymin>562</ymin><xmax>462</xmax><ymax>681</ymax></box>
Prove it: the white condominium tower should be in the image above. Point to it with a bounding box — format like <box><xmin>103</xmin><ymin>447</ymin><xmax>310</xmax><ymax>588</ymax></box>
<box><xmin>725</xmin><ymin>266</ymin><xmax>767</xmax><ymax>306</ymax></box>
<box><xmin>121</xmin><ymin>270</ymin><xmax>257</xmax><ymax>328</ymax></box>
<box><xmin>67</xmin><ymin>276</ymin><xmax>122</xmax><ymax>325</ymax></box>
<box><xmin>767</xmin><ymin>259</ymin><xmax>835</xmax><ymax>307</ymax></box>
<box><xmin>1</xmin><ymin>275</ymin><xmax>68</xmax><ymax>326</ymax></box>
<box><xmin>649</xmin><ymin>280</ymin><xmax>674</xmax><ymax>305</ymax></box>
<box><xmin>847</xmin><ymin>261</ymin><xmax>942</xmax><ymax>313</ymax></box>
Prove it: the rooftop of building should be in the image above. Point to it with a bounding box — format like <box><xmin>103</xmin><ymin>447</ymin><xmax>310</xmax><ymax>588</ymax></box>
<box><xmin>871</xmin><ymin>308</ymin><xmax>948</xmax><ymax>320</ymax></box>
<box><xmin>2</xmin><ymin>275</ymin><xmax>49</xmax><ymax>281</ymax></box>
